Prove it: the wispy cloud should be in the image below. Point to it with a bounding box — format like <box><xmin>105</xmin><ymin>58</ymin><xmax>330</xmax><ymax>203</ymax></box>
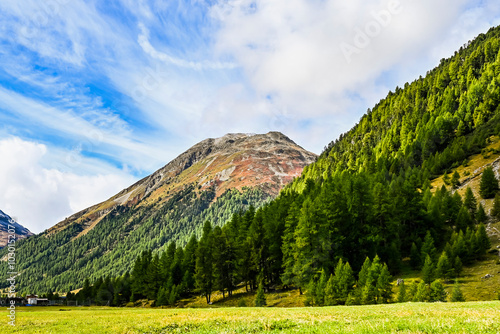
<box><xmin>0</xmin><ymin>0</ymin><xmax>499</xmax><ymax>232</ymax></box>
<box><xmin>138</xmin><ymin>23</ymin><xmax>237</xmax><ymax>70</ymax></box>
<box><xmin>0</xmin><ymin>137</ymin><xmax>135</xmax><ymax>233</ymax></box>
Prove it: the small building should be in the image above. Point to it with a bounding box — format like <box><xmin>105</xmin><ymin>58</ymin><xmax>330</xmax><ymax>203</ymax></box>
<box><xmin>25</xmin><ymin>295</ymin><xmax>49</xmax><ymax>306</ymax></box>
<box><xmin>26</xmin><ymin>294</ymin><xmax>38</xmax><ymax>305</ymax></box>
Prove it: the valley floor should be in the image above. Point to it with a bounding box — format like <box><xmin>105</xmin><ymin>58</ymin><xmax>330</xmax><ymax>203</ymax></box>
<box><xmin>5</xmin><ymin>301</ymin><xmax>500</xmax><ymax>333</ymax></box>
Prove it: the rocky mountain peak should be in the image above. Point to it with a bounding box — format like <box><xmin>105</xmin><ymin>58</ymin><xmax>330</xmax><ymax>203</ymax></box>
<box><xmin>47</xmin><ymin>131</ymin><xmax>316</xmax><ymax>236</ymax></box>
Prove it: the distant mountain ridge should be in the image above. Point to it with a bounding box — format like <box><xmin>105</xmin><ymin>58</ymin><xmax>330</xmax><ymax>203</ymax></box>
<box><xmin>0</xmin><ymin>210</ymin><xmax>33</xmax><ymax>248</ymax></box>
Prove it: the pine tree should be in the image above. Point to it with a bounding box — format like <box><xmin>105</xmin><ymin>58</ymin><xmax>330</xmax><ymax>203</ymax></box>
<box><xmin>195</xmin><ymin>221</ymin><xmax>214</xmax><ymax>304</ymax></box>
<box><xmin>463</xmin><ymin>187</ymin><xmax>477</xmax><ymax>219</ymax></box>
<box><xmin>315</xmin><ymin>269</ymin><xmax>328</xmax><ymax>306</ymax></box>
<box><xmin>361</xmin><ymin>279</ymin><xmax>376</xmax><ymax>305</ymax></box>
<box><xmin>324</xmin><ymin>274</ymin><xmax>337</xmax><ymax>306</ymax></box>
<box><xmin>255</xmin><ymin>280</ymin><xmax>267</xmax><ymax>307</ymax></box>
<box><xmin>305</xmin><ymin>279</ymin><xmax>317</xmax><ymax>306</ymax></box>
<box><xmin>396</xmin><ymin>281</ymin><xmax>406</xmax><ymax>303</ymax></box>
<box><xmin>413</xmin><ymin>281</ymin><xmax>429</xmax><ymax>302</ymax></box>
<box><xmin>475</xmin><ymin>223</ymin><xmax>491</xmax><ymax>256</ymax></box>
<box><xmin>410</xmin><ymin>242</ymin><xmax>421</xmax><ymax>269</ymax></box>
<box><xmin>435</xmin><ymin>252</ymin><xmax>452</xmax><ymax>280</ymax></box>
<box><xmin>376</xmin><ymin>264</ymin><xmax>392</xmax><ymax>304</ymax></box>
<box><xmin>168</xmin><ymin>285</ymin><xmax>178</xmax><ymax>305</ymax></box>
<box><xmin>156</xmin><ymin>287</ymin><xmax>168</xmax><ymax>306</ymax></box>
<box><xmin>453</xmin><ymin>256</ymin><xmax>463</xmax><ymax>277</ymax></box>
<box><xmin>421</xmin><ymin>231</ymin><xmax>437</xmax><ymax>262</ymax></box>
<box><xmin>451</xmin><ymin>171</ymin><xmax>460</xmax><ymax>189</ymax></box>
<box><xmin>456</xmin><ymin>206</ymin><xmax>473</xmax><ymax>232</ymax></box>
<box><xmin>421</xmin><ymin>255</ymin><xmax>435</xmax><ymax>284</ymax></box>
<box><xmin>476</xmin><ymin>203</ymin><xmax>487</xmax><ymax>223</ymax></box>
<box><xmin>450</xmin><ymin>280</ymin><xmax>465</xmax><ymax>302</ymax></box>
<box><xmin>357</xmin><ymin>257</ymin><xmax>372</xmax><ymax>289</ymax></box>
<box><xmin>492</xmin><ymin>194</ymin><xmax>500</xmax><ymax>220</ymax></box>
<box><xmin>292</xmin><ymin>198</ymin><xmax>331</xmax><ymax>293</ymax></box>
<box><xmin>430</xmin><ymin>280</ymin><xmax>447</xmax><ymax>302</ymax></box>
<box><xmin>479</xmin><ymin>166</ymin><xmax>499</xmax><ymax>199</ymax></box>
<box><xmin>181</xmin><ymin>234</ymin><xmax>198</xmax><ymax>294</ymax></box>
<box><xmin>337</xmin><ymin>261</ymin><xmax>355</xmax><ymax>305</ymax></box>
<box><xmin>361</xmin><ymin>256</ymin><xmax>381</xmax><ymax>305</ymax></box>
<box><xmin>407</xmin><ymin>281</ymin><xmax>419</xmax><ymax>301</ymax></box>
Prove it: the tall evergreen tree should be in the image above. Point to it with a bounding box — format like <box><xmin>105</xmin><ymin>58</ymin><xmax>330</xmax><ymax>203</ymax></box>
<box><xmin>181</xmin><ymin>234</ymin><xmax>198</xmax><ymax>293</ymax></box>
<box><xmin>456</xmin><ymin>206</ymin><xmax>474</xmax><ymax>232</ymax></box>
<box><xmin>463</xmin><ymin>187</ymin><xmax>477</xmax><ymax>219</ymax></box>
<box><xmin>324</xmin><ymin>274</ymin><xmax>337</xmax><ymax>306</ymax></box>
<box><xmin>396</xmin><ymin>281</ymin><xmax>407</xmax><ymax>303</ymax></box>
<box><xmin>376</xmin><ymin>264</ymin><xmax>392</xmax><ymax>304</ymax></box>
<box><xmin>451</xmin><ymin>171</ymin><xmax>460</xmax><ymax>189</ymax></box>
<box><xmin>413</xmin><ymin>281</ymin><xmax>429</xmax><ymax>302</ymax></box>
<box><xmin>305</xmin><ymin>279</ymin><xmax>317</xmax><ymax>306</ymax></box>
<box><xmin>195</xmin><ymin>221</ymin><xmax>214</xmax><ymax>304</ymax></box>
<box><xmin>475</xmin><ymin>223</ymin><xmax>491</xmax><ymax>256</ymax></box>
<box><xmin>479</xmin><ymin>166</ymin><xmax>499</xmax><ymax>199</ymax></box>
<box><xmin>476</xmin><ymin>203</ymin><xmax>487</xmax><ymax>223</ymax></box>
<box><xmin>315</xmin><ymin>269</ymin><xmax>328</xmax><ymax>306</ymax></box>
<box><xmin>450</xmin><ymin>280</ymin><xmax>465</xmax><ymax>302</ymax></box>
<box><xmin>430</xmin><ymin>280</ymin><xmax>447</xmax><ymax>302</ymax></box>
<box><xmin>292</xmin><ymin>197</ymin><xmax>330</xmax><ymax>293</ymax></box>
<box><xmin>421</xmin><ymin>255</ymin><xmax>435</xmax><ymax>284</ymax></box>
<box><xmin>255</xmin><ymin>279</ymin><xmax>267</xmax><ymax>307</ymax></box>
<box><xmin>421</xmin><ymin>231</ymin><xmax>437</xmax><ymax>262</ymax></box>
<box><xmin>435</xmin><ymin>252</ymin><xmax>452</xmax><ymax>280</ymax></box>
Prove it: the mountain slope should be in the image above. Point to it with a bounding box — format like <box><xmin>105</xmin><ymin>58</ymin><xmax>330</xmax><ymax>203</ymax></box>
<box><xmin>48</xmin><ymin>132</ymin><xmax>313</xmax><ymax>238</ymax></box>
<box><xmin>0</xmin><ymin>210</ymin><xmax>33</xmax><ymax>248</ymax></box>
<box><xmin>73</xmin><ymin>25</ymin><xmax>500</xmax><ymax>307</ymax></box>
<box><xmin>0</xmin><ymin>132</ymin><xmax>316</xmax><ymax>293</ymax></box>
<box><xmin>292</xmin><ymin>26</ymin><xmax>500</xmax><ymax>193</ymax></box>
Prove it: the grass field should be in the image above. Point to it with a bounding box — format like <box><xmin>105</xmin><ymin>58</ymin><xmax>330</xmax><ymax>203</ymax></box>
<box><xmin>4</xmin><ymin>302</ymin><xmax>500</xmax><ymax>334</ymax></box>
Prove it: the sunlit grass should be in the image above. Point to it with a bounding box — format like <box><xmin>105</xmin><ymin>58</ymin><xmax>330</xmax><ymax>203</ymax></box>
<box><xmin>5</xmin><ymin>301</ymin><xmax>500</xmax><ymax>333</ymax></box>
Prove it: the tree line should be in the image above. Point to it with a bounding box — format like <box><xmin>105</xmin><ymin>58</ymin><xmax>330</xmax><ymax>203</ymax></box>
<box><xmin>68</xmin><ymin>166</ymin><xmax>495</xmax><ymax>306</ymax></box>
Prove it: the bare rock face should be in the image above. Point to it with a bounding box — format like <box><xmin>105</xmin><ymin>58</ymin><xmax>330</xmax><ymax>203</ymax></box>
<box><xmin>47</xmin><ymin>132</ymin><xmax>317</xmax><ymax>236</ymax></box>
<box><xmin>0</xmin><ymin>210</ymin><xmax>34</xmax><ymax>248</ymax></box>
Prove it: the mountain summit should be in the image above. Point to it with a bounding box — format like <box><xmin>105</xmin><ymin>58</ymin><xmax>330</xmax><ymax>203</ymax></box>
<box><xmin>49</xmin><ymin>131</ymin><xmax>316</xmax><ymax>237</ymax></box>
<box><xmin>0</xmin><ymin>210</ymin><xmax>33</xmax><ymax>248</ymax></box>
<box><xmin>7</xmin><ymin>131</ymin><xmax>316</xmax><ymax>293</ymax></box>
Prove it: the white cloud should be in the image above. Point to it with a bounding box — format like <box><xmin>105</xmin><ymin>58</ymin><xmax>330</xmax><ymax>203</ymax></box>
<box><xmin>0</xmin><ymin>0</ymin><xmax>500</xmax><ymax>232</ymax></box>
<box><xmin>0</xmin><ymin>86</ymin><xmax>171</xmax><ymax>173</ymax></box>
<box><xmin>0</xmin><ymin>137</ymin><xmax>136</xmax><ymax>233</ymax></box>
<box><xmin>206</xmin><ymin>0</ymin><xmax>500</xmax><ymax>152</ymax></box>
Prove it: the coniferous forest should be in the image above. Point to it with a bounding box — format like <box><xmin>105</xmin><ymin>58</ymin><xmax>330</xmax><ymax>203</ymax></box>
<box><xmin>61</xmin><ymin>25</ymin><xmax>500</xmax><ymax>307</ymax></box>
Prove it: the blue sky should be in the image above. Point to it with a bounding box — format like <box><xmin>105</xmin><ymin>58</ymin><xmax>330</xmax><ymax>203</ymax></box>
<box><xmin>0</xmin><ymin>0</ymin><xmax>500</xmax><ymax>233</ymax></box>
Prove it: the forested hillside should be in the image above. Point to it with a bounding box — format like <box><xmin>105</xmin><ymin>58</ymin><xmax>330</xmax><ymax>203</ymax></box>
<box><xmin>64</xmin><ymin>25</ymin><xmax>500</xmax><ymax>308</ymax></box>
<box><xmin>0</xmin><ymin>132</ymin><xmax>315</xmax><ymax>294</ymax></box>
<box><xmin>297</xmin><ymin>26</ymin><xmax>500</xmax><ymax>189</ymax></box>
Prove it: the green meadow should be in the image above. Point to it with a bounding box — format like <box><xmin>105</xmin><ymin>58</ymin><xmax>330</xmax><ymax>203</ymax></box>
<box><xmin>4</xmin><ymin>301</ymin><xmax>500</xmax><ymax>334</ymax></box>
